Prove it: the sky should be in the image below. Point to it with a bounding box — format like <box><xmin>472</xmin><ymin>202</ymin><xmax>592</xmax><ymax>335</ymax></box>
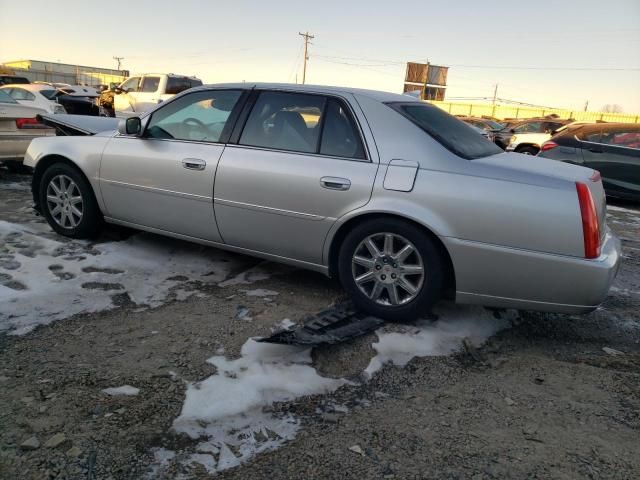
<box><xmin>1</xmin><ymin>0</ymin><xmax>639</xmax><ymax>112</ymax></box>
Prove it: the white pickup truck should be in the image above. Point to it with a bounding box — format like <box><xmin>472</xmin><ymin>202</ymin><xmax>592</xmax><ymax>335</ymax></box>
<box><xmin>111</xmin><ymin>74</ymin><xmax>202</xmax><ymax>117</ymax></box>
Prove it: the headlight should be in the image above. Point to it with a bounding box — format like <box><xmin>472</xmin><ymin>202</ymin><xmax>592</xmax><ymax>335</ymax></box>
<box><xmin>509</xmin><ymin>136</ymin><xmax>517</xmax><ymax>144</ymax></box>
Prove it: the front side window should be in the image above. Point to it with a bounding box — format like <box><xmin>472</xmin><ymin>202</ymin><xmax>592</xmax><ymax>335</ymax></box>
<box><xmin>387</xmin><ymin>102</ymin><xmax>503</xmax><ymax>160</ymax></box>
<box><xmin>580</xmin><ymin>129</ymin><xmax>602</xmax><ymax>143</ymax></box>
<box><xmin>145</xmin><ymin>89</ymin><xmax>242</xmax><ymax>143</ymax></box>
<box><xmin>601</xmin><ymin>127</ymin><xmax>640</xmax><ymax>149</ymax></box>
<box><xmin>140</xmin><ymin>76</ymin><xmax>160</xmax><ymax>93</ymax></box>
<box><xmin>120</xmin><ymin>77</ymin><xmax>140</xmax><ymax>92</ymax></box>
<box><xmin>240</xmin><ymin>91</ymin><xmax>325</xmax><ymax>154</ymax></box>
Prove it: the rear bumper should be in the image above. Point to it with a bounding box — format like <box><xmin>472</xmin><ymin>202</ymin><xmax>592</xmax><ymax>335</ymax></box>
<box><xmin>445</xmin><ymin>233</ymin><xmax>621</xmax><ymax>314</ymax></box>
<box><xmin>0</xmin><ymin>134</ymin><xmax>54</xmax><ymax>160</ymax></box>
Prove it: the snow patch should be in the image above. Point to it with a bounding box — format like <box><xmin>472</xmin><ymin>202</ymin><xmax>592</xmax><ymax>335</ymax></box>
<box><xmin>242</xmin><ymin>288</ymin><xmax>279</xmax><ymax>297</ymax></box>
<box><xmin>102</xmin><ymin>385</ymin><xmax>140</xmax><ymax>396</ymax></box>
<box><xmin>364</xmin><ymin>303</ymin><xmax>516</xmax><ymax>377</ymax></box>
<box><xmin>171</xmin><ymin>339</ymin><xmax>347</xmax><ymax>473</ymax></box>
<box><xmin>0</xmin><ymin>220</ymin><xmax>250</xmax><ymax>334</ymax></box>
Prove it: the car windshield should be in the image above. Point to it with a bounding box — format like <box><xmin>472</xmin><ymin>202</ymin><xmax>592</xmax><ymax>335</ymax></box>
<box><xmin>0</xmin><ymin>90</ymin><xmax>18</xmax><ymax>104</ymax></box>
<box><xmin>387</xmin><ymin>102</ymin><xmax>503</xmax><ymax>160</ymax></box>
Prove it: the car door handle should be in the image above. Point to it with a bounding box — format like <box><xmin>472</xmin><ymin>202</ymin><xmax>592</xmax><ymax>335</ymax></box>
<box><xmin>320</xmin><ymin>176</ymin><xmax>351</xmax><ymax>191</ymax></box>
<box><xmin>182</xmin><ymin>158</ymin><xmax>206</xmax><ymax>171</ymax></box>
<box><xmin>588</xmin><ymin>147</ymin><xmax>603</xmax><ymax>154</ymax></box>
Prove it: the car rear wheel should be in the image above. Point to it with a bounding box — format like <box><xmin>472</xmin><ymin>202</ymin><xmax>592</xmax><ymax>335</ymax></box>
<box><xmin>516</xmin><ymin>145</ymin><xmax>539</xmax><ymax>155</ymax></box>
<box><xmin>39</xmin><ymin>162</ymin><xmax>102</xmax><ymax>239</ymax></box>
<box><xmin>338</xmin><ymin>218</ymin><xmax>445</xmax><ymax>321</ymax></box>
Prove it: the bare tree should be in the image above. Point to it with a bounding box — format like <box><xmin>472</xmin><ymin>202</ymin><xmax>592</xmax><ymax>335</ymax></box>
<box><xmin>601</xmin><ymin>104</ymin><xmax>624</xmax><ymax>113</ymax></box>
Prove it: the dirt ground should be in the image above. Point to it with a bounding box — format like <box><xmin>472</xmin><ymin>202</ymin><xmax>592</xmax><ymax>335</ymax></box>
<box><xmin>1</xmin><ymin>167</ymin><xmax>639</xmax><ymax>480</ymax></box>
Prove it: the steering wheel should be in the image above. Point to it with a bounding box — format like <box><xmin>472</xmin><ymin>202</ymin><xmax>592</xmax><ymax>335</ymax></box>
<box><xmin>183</xmin><ymin>117</ymin><xmax>209</xmax><ymax>136</ymax></box>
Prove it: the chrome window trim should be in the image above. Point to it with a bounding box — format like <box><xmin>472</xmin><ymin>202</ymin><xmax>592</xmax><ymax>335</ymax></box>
<box><xmin>223</xmin><ymin>143</ymin><xmax>372</xmax><ymax>164</ymax></box>
<box><xmin>578</xmin><ymin>137</ymin><xmax>640</xmax><ymax>152</ymax></box>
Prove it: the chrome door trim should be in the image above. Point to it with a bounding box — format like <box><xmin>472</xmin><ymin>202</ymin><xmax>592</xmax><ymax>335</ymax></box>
<box><xmin>103</xmin><ymin>216</ymin><xmax>330</xmax><ymax>274</ymax></box>
<box><xmin>213</xmin><ymin>197</ymin><xmax>329</xmax><ymax>221</ymax></box>
<box><xmin>101</xmin><ymin>179</ymin><xmax>212</xmax><ymax>203</ymax></box>
<box><xmin>223</xmin><ymin>143</ymin><xmax>371</xmax><ymax>163</ymax></box>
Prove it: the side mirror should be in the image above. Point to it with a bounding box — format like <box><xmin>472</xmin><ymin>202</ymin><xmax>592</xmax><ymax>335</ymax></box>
<box><xmin>118</xmin><ymin>117</ymin><xmax>142</xmax><ymax>136</ymax></box>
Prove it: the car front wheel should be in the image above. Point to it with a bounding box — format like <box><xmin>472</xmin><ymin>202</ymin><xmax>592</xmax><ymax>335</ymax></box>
<box><xmin>39</xmin><ymin>162</ymin><xmax>102</xmax><ymax>239</ymax></box>
<box><xmin>338</xmin><ymin>218</ymin><xmax>445</xmax><ymax>321</ymax></box>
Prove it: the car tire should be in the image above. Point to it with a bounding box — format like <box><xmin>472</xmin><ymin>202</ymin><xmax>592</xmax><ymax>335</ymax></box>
<box><xmin>516</xmin><ymin>146</ymin><xmax>539</xmax><ymax>155</ymax></box>
<box><xmin>338</xmin><ymin>218</ymin><xmax>445</xmax><ymax>321</ymax></box>
<box><xmin>39</xmin><ymin>162</ymin><xmax>103</xmax><ymax>239</ymax></box>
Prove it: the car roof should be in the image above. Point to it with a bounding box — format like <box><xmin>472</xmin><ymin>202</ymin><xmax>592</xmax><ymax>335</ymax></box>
<box><xmin>0</xmin><ymin>83</ymin><xmax>52</xmax><ymax>92</ymax></box>
<box><xmin>193</xmin><ymin>82</ymin><xmax>417</xmax><ymax>103</ymax></box>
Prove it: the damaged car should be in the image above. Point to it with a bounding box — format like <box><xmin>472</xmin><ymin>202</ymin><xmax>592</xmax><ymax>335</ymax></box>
<box><xmin>24</xmin><ymin>84</ymin><xmax>621</xmax><ymax>320</ymax></box>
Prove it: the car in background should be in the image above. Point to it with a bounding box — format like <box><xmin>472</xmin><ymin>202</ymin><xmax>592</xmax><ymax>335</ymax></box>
<box><xmin>459</xmin><ymin>117</ymin><xmax>504</xmax><ymax>142</ymax></box>
<box><xmin>0</xmin><ymin>90</ymin><xmax>54</xmax><ymax>172</ymax></box>
<box><xmin>0</xmin><ymin>84</ymin><xmax>66</xmax><ymax>114</ymax></box>
<box><xmin>495</xmin><ymin>118</ymin><xmax>568</xmax><ymax>154</ymax></box>
<box><xmin>0</xmin><ymin>75</ymin><xmax>30</xmax><ymax>86</ymax></box>
<box><xmin>24</xmin><ymin>83</ymin><xmax>620</xmax><ymax>320</ymax></box>
<box><xmin>539</xmin><ymin>122</ymin><xmax>640</xmax><ymax>202</ymax></box>
<box><xmin>106</xmin><ymin>73</ymin><xmax>203</xmax><ymax>117</ymax></box>
<box><xmin>40</xmin><ymin>85</ymin><xmax>104</xmax><ymax>116</ymax></box>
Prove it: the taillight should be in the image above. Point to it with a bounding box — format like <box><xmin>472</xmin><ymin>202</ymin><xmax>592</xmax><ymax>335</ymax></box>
<box><xmin>15</xmin><ymin>118</ymin><xmax>49</xmax><ymax>129</ymax></box>
<box><xmin>576</xmin><ymin>182</ymin><xmax>600</xmax><ymax>259</ymax></box>
<box><xmin>540</xmin><ymin>141</ymin><xmax>558</xmax><ymax>152</ymax></box>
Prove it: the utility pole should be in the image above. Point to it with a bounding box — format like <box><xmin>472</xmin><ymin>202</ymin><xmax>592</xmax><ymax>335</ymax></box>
<box><xmin>491</xmin><ymin>84</ymin><xmax>499</xmax><ymax>117</ymax></box>
<box><xmin>113</xmin><ymin>56</ymin><xmax>124</xmax><ymax>71</ymax></box>
<box><xmin>298</xmin><ymin>32</ymin><xmax>314</xmax><ymax>84</ymax></box>
<box><xmin>584</xmin><ymin>100</ymin><xmax>589</xmax><ymax>111</ymax></box>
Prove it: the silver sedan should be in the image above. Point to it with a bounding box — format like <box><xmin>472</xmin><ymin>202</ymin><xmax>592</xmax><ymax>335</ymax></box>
<box><xmin>24</xmin><ymin>83</ymin><xmax>621</xmax><ymax>320</ymax></box>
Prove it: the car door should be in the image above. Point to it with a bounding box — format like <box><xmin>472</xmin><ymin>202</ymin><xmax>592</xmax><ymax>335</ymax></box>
<box><xmin>214</xmin><ymin>90</ymin><xmax>378</xmax><ymax>265</ymax></box>
<box><xmin>99</xmin><ymin>88</ymin><xmax>246</xmax><ymax>241</ymax></box>
<box><xmin>582</xmin><ymin>125</ymin><xmax>640</xmax><ymax>198</ymax></box>
<box><xmin>133</xmin><ymin>75</ymin><xmax>162</xmax><ymax>113</ymax></box>
<box><xmin>113</xmin><ymin>76</ymin><xmax>140</xmax><ymax>115</ymax></box>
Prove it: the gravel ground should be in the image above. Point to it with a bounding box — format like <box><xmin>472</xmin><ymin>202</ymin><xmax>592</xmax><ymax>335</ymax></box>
<box><xmin>1</xmin><ymin>167</ymin><xmax>639</xmax><ymax>480</ymax></box>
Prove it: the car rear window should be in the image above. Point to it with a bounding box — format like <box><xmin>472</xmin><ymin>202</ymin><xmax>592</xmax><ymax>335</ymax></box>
<box><xmin>386</xmin><ymin>102</ymin><xmax>503</xmax><ymax>159</ymax></box>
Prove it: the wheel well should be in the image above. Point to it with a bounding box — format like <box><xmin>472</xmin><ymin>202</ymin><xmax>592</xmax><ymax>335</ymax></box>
<box><xmin>32</xmin><ymin>155</ymin><xmax>90</xmax><ymax>211</ymax></box>
<box><xmin>328</xmin><ymin>213</ymin><xmax>456</xmax><ymax>298</ymax></box>
<box><xmin>515</xmin><ymin>143</ymin><xmax>540</xmax><ymax>152</ymax></box>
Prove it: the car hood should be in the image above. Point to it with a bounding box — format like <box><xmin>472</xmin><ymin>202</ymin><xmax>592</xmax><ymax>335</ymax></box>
<box><xmin>37</xmin><ymin>113</ymin><xmax>119</xmax><ymax>136</ymax></box>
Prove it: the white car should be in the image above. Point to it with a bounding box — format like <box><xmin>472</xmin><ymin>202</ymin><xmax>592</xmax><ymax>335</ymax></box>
<box><xmin>503</xmin><ymin>119</ymin><xmax>567</xmax><ymax>155</ymax></box>
<box><xmin>0</xmin><ymin>84</ymin><xmax>66</xmax><ymax>115</ymax></box>
<box><xmin>112</xmin><ymin>74</ymin><xmax>202</xmax><ymax>117</ymax></box>
<box><xmin>0</xmin><ymin>90</ymin><xmax>54</xmax><ymax>172</ymax></box>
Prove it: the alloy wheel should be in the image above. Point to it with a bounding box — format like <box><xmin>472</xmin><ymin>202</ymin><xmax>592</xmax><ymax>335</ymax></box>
<box><xmin>46</xmin><ymin>174</ymin><xmax>84</xmax><ymax>229</ymax></box>
<box><xmin>351</xmin><ymin>232</ymin><xmax>425</xmax><ymax>306</ymax></box>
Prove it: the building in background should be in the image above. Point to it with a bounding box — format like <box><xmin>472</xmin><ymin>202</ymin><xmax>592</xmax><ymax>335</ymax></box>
<box><xmin>403</xmin><ymin>62</ymin><xmax>448</xmax><ymax>101</ymax></box>
<box><xmin>0</xmin><ymin>59</ymin><xmax>128</xmax><ymax>87</ymax></box>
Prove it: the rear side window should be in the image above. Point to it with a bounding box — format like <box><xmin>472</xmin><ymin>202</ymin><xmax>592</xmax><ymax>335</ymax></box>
<box><xmin>8</xmin><ymin>88</ymin><xmax>36</xmax><ymax>101</ymax></box>
<box><xmin>387</xmin><ymin>102</ymin><xmax>503</xmax><ymax>160</ymax></box>
<box><xmin>166</xmin><ymin>77</ymin><xmax>200</xmax><ymax>95</ymax></box>
<box><xmin>140</xmin><ymin>76</ymin><xmax>160</xmax><ymax>93</ymax></box>
<box><xmin>320</xmin><ymin>99</ymin><xmax>366</xmax><ymax>159</ymax></box>
<box><xmin>240</xmin><ymin>91</ymin><xmax>325</xmax><ymax>154</ymax></box>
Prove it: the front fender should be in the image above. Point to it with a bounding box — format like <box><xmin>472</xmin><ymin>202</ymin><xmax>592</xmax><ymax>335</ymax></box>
<box><xmin>24</xmin><ymin>135</ymin><xmax>112</xmax><ymax>212</ymax></box>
